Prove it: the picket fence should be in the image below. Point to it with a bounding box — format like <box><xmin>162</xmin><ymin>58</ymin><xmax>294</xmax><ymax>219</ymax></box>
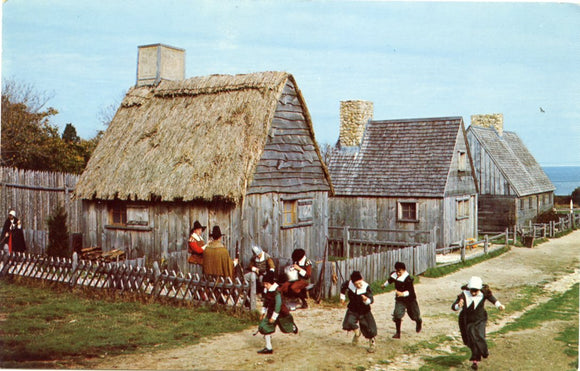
<box><xmin>0</xmin><ymin>250</ymin><xmax>257</xmax><ymax>311</ymax></box>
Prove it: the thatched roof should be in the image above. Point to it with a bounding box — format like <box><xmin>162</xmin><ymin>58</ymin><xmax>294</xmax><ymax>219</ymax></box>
<box><xmin>75</xmin><ymin>71</ymin><xmax>328</xmax><ymax>202</ymax></box>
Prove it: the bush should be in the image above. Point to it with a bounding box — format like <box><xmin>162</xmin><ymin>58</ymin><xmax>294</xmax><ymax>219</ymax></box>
<box><xmin>46</xmin><ymin>204</ymin><xmax>69</xmax><ymax>257</ymax></box>
<box><xmin>572</xmin><ymin>187</ymin><xmax>580</xmax><ymax>205</ymax></box>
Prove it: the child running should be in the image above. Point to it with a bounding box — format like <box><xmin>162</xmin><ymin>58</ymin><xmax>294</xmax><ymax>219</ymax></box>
<box><xmin>381</xmin><ymin>261</ymin><xmax>423</xmax><ymax>339</ymax></box>
<box><xmin>256</xmin><ymin>271</ymin><xmax>298</xmax><ymax>354</ymax></box>
<box><xmin>340</xmin><ymin>271</ymin><xmax>377</xmax><ymax>353</ymax></box>
<box><xmin>452</xmin><ymin>276</ymin><xmax>505</xmax><ymax>370</ymax></box>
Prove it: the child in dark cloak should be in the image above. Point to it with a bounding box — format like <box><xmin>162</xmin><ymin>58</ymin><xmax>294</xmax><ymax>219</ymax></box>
<box><xmin>452</xmin><ymin>276</ymin><xmax>505</xmax><ymax>370</ymax></box>
<box><xmin>257</xmin><ymin>271</ymin><xmax>298</xmax><ymax>354</ymax></box>
<box><xmin>340</xmin><ymin>271</ymin><xmax>377</xmax><ymax>353</ymax></box>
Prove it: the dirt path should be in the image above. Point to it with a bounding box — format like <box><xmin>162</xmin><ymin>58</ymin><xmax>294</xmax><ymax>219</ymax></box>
<box><xmin>93</xmin><ymin>231</ymin><xmax>580</xmax><ymax>370</ymax></box>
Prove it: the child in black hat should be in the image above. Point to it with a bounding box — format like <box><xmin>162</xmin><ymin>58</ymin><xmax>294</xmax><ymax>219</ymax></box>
<box><xmin>340</xmin><ymin>271</ymin><xmax>377</xmax><ymax>353</ymax></box>
<box><xmin>256</xmin><ymin>271</ymin><xmax>298</xmax><ymax>354</ymax></box>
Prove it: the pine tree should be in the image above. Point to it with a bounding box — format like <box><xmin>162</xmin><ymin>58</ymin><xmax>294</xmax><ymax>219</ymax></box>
<box><xmin>46</xmin><ymin>204</ymin><xmax>70</xmax><ymax>257</ymax></box>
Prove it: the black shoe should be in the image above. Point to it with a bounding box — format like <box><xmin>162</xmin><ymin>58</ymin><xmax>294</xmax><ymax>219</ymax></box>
<box><xmin>293</xmin><ymin>325</ymin><xmax>299</xmax><ymax>334</ymax></box>
<box><xmin>257</xmin><ymin>348</ymin><xmax>273</xmax><ymax>354</ymax></box>
<box><xmin>471</xmin><ymin>362</ymin><xmax>478</xmax><ymax>370</ymax></box>
<box><xmin>416</xmin><ymin>320</ymin><xmax>422</xmax><ymax>333</ymax></box>
<box><xmin>392</xmin><ymin>332</ymin><xmax>401</xmax><ymax>339</ymax></box>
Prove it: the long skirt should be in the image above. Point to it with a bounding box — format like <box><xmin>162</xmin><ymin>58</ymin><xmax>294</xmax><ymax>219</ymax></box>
<box><xmin>459</xmin><ymin>315</ymin><xmax>489</xmax><ymax>361</ymax></box>
<box><xmin>342</xmin><ymin>309</ymin><xmax>377</xmax><ymax>339</ymax></box>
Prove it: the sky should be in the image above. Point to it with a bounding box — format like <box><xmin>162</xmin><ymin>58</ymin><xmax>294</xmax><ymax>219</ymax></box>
<box><xmin>1</xmin><ymin>0</ymin><xmax>579</xmax><ymax>166</ymax></box>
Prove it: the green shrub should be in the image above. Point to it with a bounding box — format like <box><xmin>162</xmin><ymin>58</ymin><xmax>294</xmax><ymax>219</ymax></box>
<box><xmin>46</xmin><ymin>204</ymin><xmax>70</xmax><ymax>258</ymax></box>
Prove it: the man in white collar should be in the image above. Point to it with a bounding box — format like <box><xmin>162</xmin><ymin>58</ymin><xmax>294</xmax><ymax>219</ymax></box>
<box><xmin>381</xmin><ymin>261</ymin><xmax>423</xmax><ymax>339</ymax></box>
<box><xmin>340</xmin><ymin>271</ymin><xmax>377</xmax><ymax>353</ymax></box>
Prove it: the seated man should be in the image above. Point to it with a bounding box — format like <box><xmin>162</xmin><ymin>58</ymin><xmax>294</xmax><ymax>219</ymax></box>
<box><xmin>203</xmin><ymin>225</ymin><xmax>238</xmax><ymax>279</ymax></box>
<box><xmin>244</xmin><ymin>245</ymin><xmax>276</xmax><ymax>294</ymax></box>
<box><xmin>279</xmin><ymin>248</ymin><xmax>312</xmax><ymax>309</ymax></box>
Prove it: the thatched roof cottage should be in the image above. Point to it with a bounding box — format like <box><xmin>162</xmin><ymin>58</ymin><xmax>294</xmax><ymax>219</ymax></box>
<box><xmin>75</xmin><ymin>44</ymin><xmax>332</xmax><ymax>268</ymax></box>
<box><xmin>328</xmin><ymin>101</ymin><xmax>479</xmax><ymax>248</ymax></box>
<box><xmin>467</xmin><ymin>114</ymin><xmax>555</xmax><ymax>231</ymax></box>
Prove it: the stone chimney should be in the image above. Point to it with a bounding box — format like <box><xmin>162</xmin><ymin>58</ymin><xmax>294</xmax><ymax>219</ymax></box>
<box><xmin>339</xmin><ymin>100</ymin><xmax>373</xmax><ymax>147</ymax></box>
<box><xmin>136</xmin><ymin>44</ymin><xmax>185</xmax><ymax>87</ymax></box>
<box><xmin>471</xmin><ymin>113</ymin><xmax>504</xmax><ymax>137</ymax></box>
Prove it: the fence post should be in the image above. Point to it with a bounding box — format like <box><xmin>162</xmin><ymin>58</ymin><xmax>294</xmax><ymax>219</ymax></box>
<box><xmin>513</xmin><ymin>226</ymin><xmax>517</xmax><ymax>246</ymax></box>
<box><xmin>250</xmin><ymin>272</ymin><xmax>257</xmax><ymax>311</ymax></box>
<box><xmin>460</xmin><ymin>237</ymin><xmax>466</xmax><ymax>262</ymax></box>
<box><xmin>505</xmin><ymin>228</ymin><xmax>509</xmax><ymax>248</ymax></box>
<box><xmin>484</xmin><ymin>235</ymin><xmax>489</xmax><ymax>254</ymax></box>
<box><xmin>343</xmin><ymin>226</ymin><xmax>350</xmax><ymax>274</ymax></box>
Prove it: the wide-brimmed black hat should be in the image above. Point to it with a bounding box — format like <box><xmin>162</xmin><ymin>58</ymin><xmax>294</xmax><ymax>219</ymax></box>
<box><xmin>193</xmin><ymin>220</ymin><xmax>206</xmax><ymax>231</ymax></box>
<box><xmin>210</xmin><ymin>225</ymin><xmax>223</xmax><ymax>239</ymax></box>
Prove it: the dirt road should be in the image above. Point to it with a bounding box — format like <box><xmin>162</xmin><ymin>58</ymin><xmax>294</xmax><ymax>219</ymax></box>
<box><xmin>93</xmin><ymin>231</ymin><xmax>580</xmax><ymax>370</ymax></box>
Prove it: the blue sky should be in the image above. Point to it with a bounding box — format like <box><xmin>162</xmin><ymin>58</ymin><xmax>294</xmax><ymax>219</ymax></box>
<box><xmin>2</xmin><ymin>0</ymin><xmax>579</xmax><ymax>166</ymax></box>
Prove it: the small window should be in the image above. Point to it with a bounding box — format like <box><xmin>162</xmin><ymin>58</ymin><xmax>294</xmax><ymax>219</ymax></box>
<box><xmin>456</xmin><ymin>198</ymin><xmax>470</xmax><ymax>219</ymax></box>
<box><xmin>282</xmin><ymin>198</ymin><xmax>314</xmax><ymax>228</ymax></box>
<box><xmin>520</xmin><ymin>199</ymin><xmax>525</xmax><ymax>210</ymax></box>
<box><xmin>110</xmin><ymin>203</ymin><xmax>127</xmax><ymax>225</ymax></box>
<box><xmin>529</xmin><ymin>197</ymin><xmax>533</xmax><ymax>209</ymax></box>
<box><xmin>458</xmin><ymin>151</ymin><xmax>467</xmax><ymax>172</ymax></box>
<box><xmin>397</xmin><ymin>201</ymin><xmax>418</xmax><ymax>222</ymax></box>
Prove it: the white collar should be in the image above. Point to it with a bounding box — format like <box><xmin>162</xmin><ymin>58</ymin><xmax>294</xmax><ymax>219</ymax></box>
<box><xmin>391</xmin><ymin>271</ymin><xmax>409</xmax><ymax>282</ymax></box>
<box><xmin>267</xmin><ymin>283</ymin><xmax>279</xmax><ymax>292</ymax></box>
<box><xmin>255</xmin><ymin>253</ymin><xmax>266</xmax><ymax>262</ymax></box>
<box><xmin>192</xmin><ymin>233</ymin><xmax>203</xmax><ymax>241</ymax></box>
<box><xmin>463</xmin><ymin>290</ymin><xmax>484</xmax><ymax>308</ymax></box>
<box><xmin>297</xmin><ymin>256</ymin><xmax>306</xmax><ymax>266</ymax></box>
<box><xmin>348</xmin><ymin>280</ymin><xmax>369</xmax><ymax>295</ymax></box>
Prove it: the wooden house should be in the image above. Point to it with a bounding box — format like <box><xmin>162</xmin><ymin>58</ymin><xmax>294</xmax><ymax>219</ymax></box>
<box><xmin>328</xmin><ymin>100</ymin><xmax>478</xmax><ymax>248</ymax></box>
<box><xmin>466</xmin><ymin>114</ymin><xmax>555</xmax><ymax>231</ymax></box>
<box><xmin>75</xmin><ymin>44</ymin><xmax>333</xmax><ymax>267</ymax></box>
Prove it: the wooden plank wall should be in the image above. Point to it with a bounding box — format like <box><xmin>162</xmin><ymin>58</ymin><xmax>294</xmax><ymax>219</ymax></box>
<box><xmin>467</xmin><ymin>134</ymin><xmax>514</xmax><ymax>196</ymax></box>
<box><xmin>317</xmin><ymin>243</ymin><xmax>436</xmax><ymax>298</ymax></box>
<box><xmin>329</xmin><ymin>197</ymin><xmax>443</xmax><ymax>246</ymax></box>
<box><xmin>1</xmin><ymin>167</ymin><xmax>82</xmax><ymax>253</ymax></box>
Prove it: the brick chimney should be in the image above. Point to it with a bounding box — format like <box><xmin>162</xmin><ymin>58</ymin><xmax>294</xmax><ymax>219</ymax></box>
<box><xmin>339</xmin><ymin>100</ymin><xmax>373</xmax><ymax>147</ymax></box>
<box><xmin>136</xmin><ymin>44</ymin><xmax>185</xmax><ymax>87</ymax></box>
<box><xmin>471</xmin><ymin>113</ymin><xmax>504</xmax><ymax>137</ymax></box>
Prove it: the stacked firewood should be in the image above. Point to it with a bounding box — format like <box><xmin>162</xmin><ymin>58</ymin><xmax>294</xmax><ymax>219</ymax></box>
<box><xmin>79</xmin><ymin>247</ymin><xmax>126</xmax><ymax>262</ymax></box>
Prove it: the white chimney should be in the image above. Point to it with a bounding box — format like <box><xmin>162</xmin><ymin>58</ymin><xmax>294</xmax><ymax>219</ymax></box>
<box><xmin>471</xmin><ymin>113</ymin><xmax>504</xmax><ymax>137</ymax></box>
<box><xmin>136</xmin><ymin>44</ymin><xmax>185</xmax><ymax>87</ymax></box>
<box><xmin>339</xmin><ymin>100</ymin><xmax>374</xmax><ymax>147</ymax></box>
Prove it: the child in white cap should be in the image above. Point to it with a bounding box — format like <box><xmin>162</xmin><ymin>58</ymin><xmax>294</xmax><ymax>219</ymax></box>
<box><xmin>452</xmin><ymin>276</ymin><xmax>505</xmax><ymax>370</ymax></box>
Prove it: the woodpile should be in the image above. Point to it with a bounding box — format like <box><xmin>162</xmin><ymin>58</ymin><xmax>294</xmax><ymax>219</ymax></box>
<box><xmin>79</xmin><ymin>247</ymin><xmax>126</xmax><ymax>262</ymax></box>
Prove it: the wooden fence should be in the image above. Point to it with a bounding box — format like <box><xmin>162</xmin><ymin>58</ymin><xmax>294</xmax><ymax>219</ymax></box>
<box><xmin>1</xmin><ymin>167</ymin><xmax>82</xmax><ymax>254</ymax></box>
<box><xmin>314</xmin><ymin>242</ymin><xmax>435</xmax><ymax>298</ymax></box>
<box><xmin>0</xmin><ymin>250</ymin><xmax>257</xmax><ymax>311</ymax></box>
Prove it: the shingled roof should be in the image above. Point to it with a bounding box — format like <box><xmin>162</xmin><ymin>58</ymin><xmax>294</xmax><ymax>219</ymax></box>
<box><xmin>467</xmin><ymin>126</ymin><xmax>555</xmax><ymax>197</ymax></box>
<box><xmin>329</xmin><ymin>117</ymin><xmax>464</xmax><ymax>197</ymax></box>
<box><xmin>75</xmin><ymin>71</ymin><xmax>330</xmax><ymax>202</ymax></box>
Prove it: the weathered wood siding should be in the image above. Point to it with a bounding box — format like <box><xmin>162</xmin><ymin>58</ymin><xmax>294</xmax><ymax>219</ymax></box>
<box><xmin>442</xmin><ymin>131</ymin><xmax>478</xmax><ymax>244</ymax></box>
<box><xmin>247</xmin><ymin>79</ymin><xmax>330</xmax><ymax>195</ymax></box>
<box><xmin>478</xmin><ymin>195</ymin><xmax>516</xmax><ymax>232</ymax></box>
<box><xmin>328</xmin><ymin>197</ymin><xmax>445</xmax><ymax>247</ymax></box>
<box><xmin>467</xmin><ymin>134</ymin><xmax>515</xmax><ymax>196</ymax></box>
<box><xmin>81</xmin><ymin>200</ymin><xmax>239</xmax><ymax>267</ymax></box>
<box><xmin>1</xmin><ymin>167</ymin><xmax>82</xmax><ymax>254</ymax></box>
<box><xmin>242</xmin><ymin>191</ymin><xmax>328</xmax><ymax>262</ymax></box>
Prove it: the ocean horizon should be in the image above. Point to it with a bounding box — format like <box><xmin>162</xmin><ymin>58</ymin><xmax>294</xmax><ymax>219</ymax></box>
<box><xmin>542</xmin><ymin>165</ymin><xmax>580</xmax><ymax>196</ymax></box>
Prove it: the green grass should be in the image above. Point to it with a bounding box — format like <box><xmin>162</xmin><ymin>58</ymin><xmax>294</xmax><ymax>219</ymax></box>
<box><xmin>422</xmin><ymin>246</ymin><xmax>509</xmax><ymax>278</ymax></box>
<box><xmin>0</xmin><ymin>280</ymin><xmax>255</xmax><ymax>367</ymax></box>
<box><xmin>497</xmin><ymin>283</ymin><xmax>578</xmax><ymax>335</ymax></box>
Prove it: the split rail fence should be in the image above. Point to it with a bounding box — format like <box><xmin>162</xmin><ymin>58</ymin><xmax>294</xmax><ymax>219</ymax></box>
<box><xmin>0</xmin><ymin>250</ymin><xmax>257</xmax><ymax>311</ymax></box>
